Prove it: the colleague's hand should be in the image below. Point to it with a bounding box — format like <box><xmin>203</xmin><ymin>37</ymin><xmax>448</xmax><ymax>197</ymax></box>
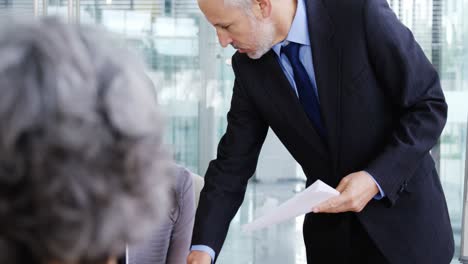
<box><xmin>187</xmin><ymin>250</ymin><xmax>212</xmax><ymax>264</ymax></box>
<box><xmin>313</xmin><ymin>171</ymin><xmax>379</xmax><ymax>213</ymax></box>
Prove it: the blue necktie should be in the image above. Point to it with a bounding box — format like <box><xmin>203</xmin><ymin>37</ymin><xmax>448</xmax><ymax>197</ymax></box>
<box><xmin>282</xmin><ymin>42</ymin><xmax>326</xmax><ymax>139</ymax></box>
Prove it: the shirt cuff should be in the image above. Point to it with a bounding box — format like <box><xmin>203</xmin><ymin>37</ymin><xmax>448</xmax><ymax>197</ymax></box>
<box><xmin>191</xmin><ymin>245</ymin><xmax>215</xmax><ymax>264</ymax></box>
<box><xmin>364</xmin><ymin>171</ymin><xmax>385</xmax><ymax>200</ymax></box>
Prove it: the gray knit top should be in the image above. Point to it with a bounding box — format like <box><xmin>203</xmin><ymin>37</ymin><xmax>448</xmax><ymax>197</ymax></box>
<box><xmin>127</xmin><ymin>166</ymin><xmax>195</xmax><ymax>264</ymax></box>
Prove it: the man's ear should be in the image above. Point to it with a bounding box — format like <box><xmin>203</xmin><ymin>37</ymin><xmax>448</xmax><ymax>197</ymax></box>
<box><xmin>255</xmin><ymin>0</ymin><xmax>272</xmax><ymax>18</ymax></box>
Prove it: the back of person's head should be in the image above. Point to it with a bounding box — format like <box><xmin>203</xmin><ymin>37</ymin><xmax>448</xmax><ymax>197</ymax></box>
<box><xmin>0</xmin><ymin>16</ymin><xmax>171</xmax><ymax>264</ymax></box>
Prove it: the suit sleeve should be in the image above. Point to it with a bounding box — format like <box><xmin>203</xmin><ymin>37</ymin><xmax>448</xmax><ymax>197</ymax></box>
<box><xmin>363</xmin><ymin>0</ymin><xmax>447</xmax><ymax>205</ymax></box>
<box><xmin>191</xmin><ymin>55</ymin><xmax>269</xmax><ymax>260</ymax></box>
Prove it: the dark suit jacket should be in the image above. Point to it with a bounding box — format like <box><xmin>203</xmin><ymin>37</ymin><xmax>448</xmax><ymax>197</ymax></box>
<box><xmin>192</xmin><ymin>0</ymin><xmax>454</xmax><ymax>263</ymax></box>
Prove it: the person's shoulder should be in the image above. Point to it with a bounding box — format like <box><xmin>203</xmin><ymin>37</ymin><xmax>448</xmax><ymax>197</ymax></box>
<box><xmin>311</xmin><ymin>0</ymin><xmax>368</xmax><ymax>35</ymax></box>
<box><xmin>173</xmin><ymin>165</ymin><xmax>194</xmax><ymax>197</ymax></box>
<box><xmin>317</xmin><ymin>0</ymin><xmax>367</xmax><ymax>18</ymax></box>
<box><xmin>321</xmin><ymin>0</ymin><xmax>366</xmax><ymax>9</ymax></box>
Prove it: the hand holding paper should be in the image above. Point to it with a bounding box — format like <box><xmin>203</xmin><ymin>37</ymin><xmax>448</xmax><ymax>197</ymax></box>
<box><xmin>313</xmin><ymin>171</ymin><xmax>380</xmax><ymax>213</ymax></box>
<box><xmin>242</xmin><ymin>180</ymin><xmax>339</xmax><ymax>232</ymax></box>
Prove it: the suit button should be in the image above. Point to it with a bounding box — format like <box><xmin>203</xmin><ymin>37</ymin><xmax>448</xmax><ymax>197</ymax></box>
<box><xmin>398</xmin><ymin>181</ymin><xmax>409</xmax><ymax>193</ymax></box>
<box><xmin>398</xmin><ymin>185</ymin><xmax>405</xmax><ymax>193</ymax></box>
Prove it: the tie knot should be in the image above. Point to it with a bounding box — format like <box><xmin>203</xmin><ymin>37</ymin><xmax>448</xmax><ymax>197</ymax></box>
<box><xmin>282</xmin><ymin>42</ymin><xmax>301</xmax><ymax>62</ymax></box>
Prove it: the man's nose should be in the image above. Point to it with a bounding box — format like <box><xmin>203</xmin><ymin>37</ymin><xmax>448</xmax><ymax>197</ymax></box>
<box><xmin>217</xmin><ymin>30</ymin><xmax>232</xmax><ymax>48</ymax></box>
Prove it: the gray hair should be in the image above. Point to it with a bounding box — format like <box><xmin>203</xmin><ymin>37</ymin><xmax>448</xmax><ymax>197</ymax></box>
<box><xmin>0</xmin><ymin>16</ymin><xmax>172</xmax><ymax>264</ymax></box>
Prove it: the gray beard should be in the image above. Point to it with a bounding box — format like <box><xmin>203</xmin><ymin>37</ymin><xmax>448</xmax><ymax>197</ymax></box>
<box><xmin>246</xmin><ymin>19</ymin><xmax>275</xmax><ymax>60</ymax></box>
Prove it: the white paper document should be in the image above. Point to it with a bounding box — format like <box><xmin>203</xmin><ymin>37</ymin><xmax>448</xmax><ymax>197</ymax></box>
<box><xmin>242</xmin><ymin>180</ymin><xmax>340</xmax><ymax>232</ymax></box>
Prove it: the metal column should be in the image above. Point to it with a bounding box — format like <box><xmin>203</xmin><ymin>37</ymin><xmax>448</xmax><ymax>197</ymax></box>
<box><xmin>33</xmin><ymin>0</ymin><xmax>38</xmax><ymax>16</ymax></box>
<box><xmin>197</xmin><ymin>17</ymin><xmax>218</xmax><ymax>176</ymax></box>
<box><xmin>459</xmin><ymin>115</ymin><xmax>468</xmax><ymax>263</ymax></box>
<box><xmin>431</xmin><ymin>0</ymin><xmax>443</xmax><ymax>173</ymax></box>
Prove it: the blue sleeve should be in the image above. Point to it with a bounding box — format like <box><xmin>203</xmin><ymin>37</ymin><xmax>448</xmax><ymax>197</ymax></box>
<box><xmin>364</xmin><ymin>171</ymin><xmax>385</xmax><ymax>200</ymax></box>
<box><xmin>191</xmin><ymin>245</ymin><xmax>215</xmax><ymax>264</ymax></box>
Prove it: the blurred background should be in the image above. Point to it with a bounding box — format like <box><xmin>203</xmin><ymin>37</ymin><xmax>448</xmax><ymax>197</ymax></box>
<box><xmin>0</xmin><ymin>0</ymin><xmax>466</xmax><ymax>263</ymax></box>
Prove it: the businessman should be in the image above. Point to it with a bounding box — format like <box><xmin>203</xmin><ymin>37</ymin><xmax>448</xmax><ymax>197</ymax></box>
<box><xmin>188</xmin><ymin>0</ymin><xmax>454</xmax><ymax>263</ymax></box>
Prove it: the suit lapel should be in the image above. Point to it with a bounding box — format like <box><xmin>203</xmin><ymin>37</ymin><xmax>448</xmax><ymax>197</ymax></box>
<box><xmin>253</xmin><ymin>0</ymin><xmax>342</xmax><ymax>164</ymax></box>
<box><xmin>306</xmin><ymin>0</ymin><xmax>342</xmax><ymax>168</ymax></box>
<box><xmin>260</xmin><ymin>50</ymin><xmax>329</xmax><ymax>159</ymax></box>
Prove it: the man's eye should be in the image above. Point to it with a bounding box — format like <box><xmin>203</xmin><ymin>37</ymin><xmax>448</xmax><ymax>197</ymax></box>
<box><xmin>222</xmin><ymin>25</ymin><xmax>230</xmax><ymax>29</ymax></box>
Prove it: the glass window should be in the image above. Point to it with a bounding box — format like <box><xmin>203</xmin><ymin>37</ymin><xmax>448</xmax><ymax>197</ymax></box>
<box><xmin>74</xmin><ymin>0</ymin><xmax>236</xmax><ymax>173</ymax></box>
<box><xmin>392</xmin><ymin>0</ymin><xmax>468</xmax><ymax>262</ymax></box>
<box><xmin>0</xmin><ymin>0</ymin><xmax>44</xmax><ymax>17</ymax></box>
<box><xmin>0</xmin><ymin>0</ymin><xmax>466</xmax><ymax>262</ymax></box>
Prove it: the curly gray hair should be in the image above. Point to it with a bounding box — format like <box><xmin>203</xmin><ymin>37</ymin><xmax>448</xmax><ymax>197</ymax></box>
<box><xmin>0</xmin><ymin>16</ymin><xmax>172</xmax><ymax>264</ymax></box>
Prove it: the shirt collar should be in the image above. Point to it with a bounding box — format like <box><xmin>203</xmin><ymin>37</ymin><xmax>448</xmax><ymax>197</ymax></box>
<box><xmin>272</xmin><ymin>0</ymin><xmax>310</xmax><ymax>57</ymax></box>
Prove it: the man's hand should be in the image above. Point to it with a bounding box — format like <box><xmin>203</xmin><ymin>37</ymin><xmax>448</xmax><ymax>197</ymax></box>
<box><xmin>187</xmin><ymin>250</ymin><xmax>212</xmax><ymax>264</ymax></box>
<box><xmin>313</xmin><ymin>171</ymin><xmax>379</xmax><ymax>213</ymax></box>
